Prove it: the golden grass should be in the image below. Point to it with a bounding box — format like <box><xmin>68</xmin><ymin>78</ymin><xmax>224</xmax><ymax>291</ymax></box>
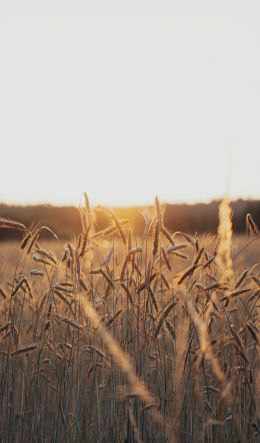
<box><xmin>0</xmin><ymin>197</ymin><xmax>259</xmax><ymax>442</ymax></box>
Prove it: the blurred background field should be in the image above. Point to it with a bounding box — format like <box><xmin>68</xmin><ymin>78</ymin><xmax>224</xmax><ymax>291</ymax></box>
<box><xmin>0</xmin><ymin>199</ymin><xmax>260</xmax><ymax>241</ymax></box>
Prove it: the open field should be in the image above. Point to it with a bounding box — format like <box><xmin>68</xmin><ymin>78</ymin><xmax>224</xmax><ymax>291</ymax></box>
<box><xmin>0</xmin><ymin>199</ymin><xmax>259</xmax><ymax>442</ymax></box>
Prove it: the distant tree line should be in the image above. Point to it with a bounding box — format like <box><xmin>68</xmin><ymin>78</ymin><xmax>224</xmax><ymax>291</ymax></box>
<box><xmin>0</xmin><ymin>199</ymin><xmax>259</xmax><ymax>241</ymax></box>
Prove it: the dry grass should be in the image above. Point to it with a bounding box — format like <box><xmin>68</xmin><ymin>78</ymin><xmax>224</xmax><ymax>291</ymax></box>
<box><xmin>0</xmin><ymin>198</ymin><xmax>259</xmax><ymax>442</ymax></box>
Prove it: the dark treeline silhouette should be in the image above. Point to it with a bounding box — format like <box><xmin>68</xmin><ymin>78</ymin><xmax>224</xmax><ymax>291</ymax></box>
<box><xmin>0</xmin><ymin>199</ymin><xmax>259</xmax><ymax>241</ymax></box>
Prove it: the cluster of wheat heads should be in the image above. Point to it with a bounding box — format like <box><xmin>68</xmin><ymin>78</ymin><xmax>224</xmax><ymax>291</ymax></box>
<box><xmin>0</xmin><ymin>196</ymin><xmax>259</xmax><ymax>443</ymax></box>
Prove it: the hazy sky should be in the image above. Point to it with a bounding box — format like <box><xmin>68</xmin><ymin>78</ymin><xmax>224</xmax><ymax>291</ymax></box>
<box><xmin>0</xmin><ymin>1</ymin><xmax>260</xmax><ymax>207</ymax></box>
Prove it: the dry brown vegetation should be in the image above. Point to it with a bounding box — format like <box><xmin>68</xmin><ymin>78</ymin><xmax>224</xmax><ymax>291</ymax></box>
<box><xmin>0</xmin><ymin>197</ymin><xmax>259</xmax><ymax>442</ymax></box>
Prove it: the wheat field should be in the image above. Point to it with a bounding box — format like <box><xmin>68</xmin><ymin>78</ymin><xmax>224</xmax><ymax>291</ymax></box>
<box><xmin>0</xmin><ymin>197</ymin><xmax>259</xmax><ymax>442</ymax></box>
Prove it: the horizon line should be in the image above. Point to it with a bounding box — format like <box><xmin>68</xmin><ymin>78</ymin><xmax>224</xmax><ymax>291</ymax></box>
<box><xmin>0</xmin><ymin>195</ymin><xmax>259</xmax><ymax>209</ymax></box>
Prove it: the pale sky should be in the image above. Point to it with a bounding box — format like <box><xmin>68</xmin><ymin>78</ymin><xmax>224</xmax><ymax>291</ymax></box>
<box><xmin>0</xmin><ymin>1</ymin><xmax>260</xmax><ymax>207</ymax></box>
